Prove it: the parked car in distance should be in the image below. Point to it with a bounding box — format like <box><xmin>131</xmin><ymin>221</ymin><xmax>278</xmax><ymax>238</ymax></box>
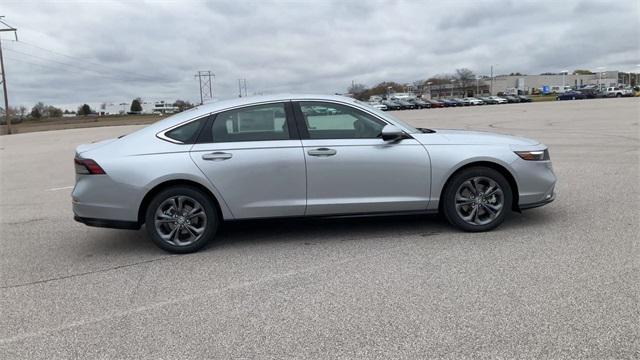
<box><xmin>606</xmin><ymin>86</ymin><xmax>634</xmax><ymax>97</ymax></box>
<box><xmin>394</xmin><ymin>99</ymin><xmax>416</xmax><ymax>110</ymax></box>
<box><xmin>464</xmin><ymin>97</ymin><xmax>485</xmax><ymax>105</ymax></box>
<box><xmin>73</xmin><ymin>94</ymin><xmax>557</xmax><ymax>253</ymax></box>
<box><xmin>427</xmin><ymin>99</ymin><xmax>446</xmax><ymax>108</ymax></box>
<box><xmin>408</xmin><ymin>98</ymin><xmax>431</xmax><ymax>109</ymax></box>
<box><xmin>489</xmin><ymin>96</ymin><xmax>508</xmax><ymax>104</ymax></box>
<box><xmin>556</xmin><ymin>91</ymin><xmax>586</xmax><ymax>100</ymax></box>
<box><xmin>503</xmin><ymin>95</ymin><xmax>521</xmax><ymax>103</ymax></box>
<box><xmin>517</xmin><ymin>95</ymin><xmax>532</xmax><ymax>102</ymax></box>
<box><xmin>576</xmin><ymin>86</ymin><xmax>603</xmax><ymax>99</ymax></box>
<box><xmin>453</xmin><ymin>98</ymin><xmax>472</xmax><ymax>106</ymax></box>
<box><xmin>382</xmin><ymin>99</ymin><xmax>402</xmax><ymax>110</ymax></box>
<box><xmin>369</xmin><ymin>102</ymin><xmax>388</xmax><ymax>111</ymax></box>
<box><xmin>479</xmin><ymin>96</ymin><xmax>498</xmax><ymax>104</ymax></box>
<box><xmin>550</xmin><ymin>85</ymin><xmax>573</xmax><ymax>94</ymax></box>
<box><xmin>440</xmin><ymin>98</ymin><xmax>458</xmax><ymax>107</ymax></box>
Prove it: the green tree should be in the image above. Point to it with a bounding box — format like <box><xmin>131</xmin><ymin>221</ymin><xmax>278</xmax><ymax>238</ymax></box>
<box><xmin>77</xmin><ymin>104</ymin><xmax>92</xmax><ymax>116</ymax></box>
<box><xmin>31</xmin><ymin>102</ymin><xmax>46</xmax><ymax>119</ymax></box>
<box><xmin>30</xmin><ymin>107</ymin><xmax>41</xmax><ymax>119</ymax></box>
<box><xmin>46</xmin><ymin>106</ymin><xmax>63</xmax><ymax>118</ymax></box>
<box><xmin>573</xmin><ymin>69</ymin><xmax>594</xmax><ymax>75</ymax></box>
<box><xmin>130</xmin><ymin>98</ymin><xmax>143</xmax><ymax>113</ymax></box>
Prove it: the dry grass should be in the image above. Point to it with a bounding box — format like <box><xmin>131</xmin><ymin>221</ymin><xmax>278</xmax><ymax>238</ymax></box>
<box><xmin>1</xmin><ymin>114</ymin><xmax>164</xmax><ymax>135</ymax></box>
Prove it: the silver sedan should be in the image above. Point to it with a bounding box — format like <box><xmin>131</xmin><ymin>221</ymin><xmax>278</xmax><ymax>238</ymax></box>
<box><xmin>73</xmin><ymin>94</ymin><xmax>556</xmax><ymax>253</ymax></box>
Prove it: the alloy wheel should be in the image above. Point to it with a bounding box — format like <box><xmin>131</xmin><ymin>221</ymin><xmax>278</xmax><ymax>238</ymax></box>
<box><xmin>154</xmin><ymin>195</ymin><xmax>207</xmax><ymax>246</ymax></box>
<box><xmin>454</xmin><ymin>176</ymin><xmax>504</xmax><ymax>226</ymax></box>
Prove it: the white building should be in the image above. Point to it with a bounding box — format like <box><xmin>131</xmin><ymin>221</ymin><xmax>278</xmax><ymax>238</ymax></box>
<box><xmin>97</xmin><ymin>100</ymin><xmax>177</xmax><ymax>116</ymax></box>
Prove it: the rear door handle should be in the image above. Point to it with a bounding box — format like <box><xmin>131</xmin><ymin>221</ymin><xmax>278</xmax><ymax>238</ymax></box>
<box><xmin>307</xmin><ymin>148</ymin><xmax>337</xmax><ymax>157</ymax></box>
<box><xmin>202</xmin><ymin>152</ymin><xmax>232</xmax><ymax>161</ymax></box>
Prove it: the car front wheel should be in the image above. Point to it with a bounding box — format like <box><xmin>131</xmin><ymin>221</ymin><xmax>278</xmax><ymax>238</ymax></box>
<box><xmin>145</xmin><ymin>186</ymin><xmax>218</xmax><ymax>253</ymax></box>
<box><xmin>442</xmin><ymin>167</ymin><xmax>512</xmax><ymax>232</ymax></box>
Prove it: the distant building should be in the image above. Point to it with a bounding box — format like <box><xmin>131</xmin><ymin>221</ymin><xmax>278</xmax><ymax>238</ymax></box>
<box><xmin>428</xmin><ymin>70</ymin><xmax>638</xmax><ymax>98</ymax></box>
<box><xmin>151</xmin><ymin>101</ymin><xmax>178</xmax><ymax>114</ymax></box>
<box><xmin>96</xmin><ymin>100</ymin><xmax>178</xmax><ymax>116</ymax></box>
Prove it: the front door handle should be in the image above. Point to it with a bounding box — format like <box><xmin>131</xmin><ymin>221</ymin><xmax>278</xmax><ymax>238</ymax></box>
<box><xmin>202</xmin><ymin>152</ymin><xmax>232</xmax><ymax>161</ymax></box>
<box><xmin>307</xmin><ymin>148</ymin><xmax>337</xmax><ymax>157</ymax></box>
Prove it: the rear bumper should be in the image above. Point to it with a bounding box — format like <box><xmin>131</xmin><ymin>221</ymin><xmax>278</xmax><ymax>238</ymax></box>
<box><xmin>74</xmin><ymin>215</ymin><xmax>140</xmax><ymax>230</ymax></box>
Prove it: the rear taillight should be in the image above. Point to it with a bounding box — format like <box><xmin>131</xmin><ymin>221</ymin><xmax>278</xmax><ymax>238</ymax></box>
<box><xmin>74</xmin><ymin>158</ymin><xmax>106</xmax><ymax>175</ymax></box>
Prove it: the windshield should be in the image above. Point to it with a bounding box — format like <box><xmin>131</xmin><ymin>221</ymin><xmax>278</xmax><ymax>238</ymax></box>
<box><xmin>355</xmin><ymin>100</ymin><xmax>418</xmax><ymax>133</ymax></box>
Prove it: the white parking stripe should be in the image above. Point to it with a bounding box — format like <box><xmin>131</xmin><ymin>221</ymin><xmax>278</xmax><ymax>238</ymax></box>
<box><xmin>47</xmin><ymin>186</ymin><xmax>74</xmax><ymax>191</ymax></box>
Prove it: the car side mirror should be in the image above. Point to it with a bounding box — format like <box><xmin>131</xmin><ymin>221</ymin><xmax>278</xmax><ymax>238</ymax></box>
<box><xmin>381</xmin><ymin>124</ymin><xmax>405</xmax><ymax>142</ymax></box>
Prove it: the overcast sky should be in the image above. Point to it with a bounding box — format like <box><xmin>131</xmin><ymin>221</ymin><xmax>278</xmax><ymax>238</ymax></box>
<box><xmin>1</xmin><ymin>0</ymin><xmax>639</xmax><ymax>109</ymax></box>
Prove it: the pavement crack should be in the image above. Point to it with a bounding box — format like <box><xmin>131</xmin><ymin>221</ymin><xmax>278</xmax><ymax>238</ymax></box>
<box><xmin>0</xmin><ymin>256</ymin><xmax>175</xmax><ymax>290</ymax></box>
<box><xmin>2</xmin><ymin>217</ymin><xmax>48</xmax><ymax>226</ymax></box>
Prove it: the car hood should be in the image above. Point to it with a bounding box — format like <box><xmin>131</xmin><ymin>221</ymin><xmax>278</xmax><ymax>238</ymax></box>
<box><xmin>414</xmin><ymin>129</ymin><xmax>540</xmax><ymax>146</ymax></box>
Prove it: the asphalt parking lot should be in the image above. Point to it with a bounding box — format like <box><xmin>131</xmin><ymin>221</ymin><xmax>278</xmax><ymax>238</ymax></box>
<box><xmin>1</xmin><ymin>98</ymin><xmax>638</xmax><ymax>359</ymax></box>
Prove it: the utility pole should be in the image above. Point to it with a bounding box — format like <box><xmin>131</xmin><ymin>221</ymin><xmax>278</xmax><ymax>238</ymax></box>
<box><xmin>0</xmin><ymin>17</ymin><xmax>18</xmax><ymax>135</ymax></box>
<box><xmin>194</xmin><ymin>70</ymin><xmax>214</xmax><ymax>105</ymax></box>
<box><xmin>237</xmin><ymin>78</ymin><xmax>247</xmax><ymax>97</ymax></box>
<box><xmin>490</xmin><ymin>65</ymin><xmax>493</xmax><ymax>96</ymax></box>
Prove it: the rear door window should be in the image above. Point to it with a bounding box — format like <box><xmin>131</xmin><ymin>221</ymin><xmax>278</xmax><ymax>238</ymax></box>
<box><xmin>209</xmin><ymin>103</ymin><xmax>291</xmax><ymax>143</ymax></box>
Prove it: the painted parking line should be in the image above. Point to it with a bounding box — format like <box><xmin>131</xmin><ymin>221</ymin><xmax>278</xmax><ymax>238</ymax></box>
<box><xmin>47</xmin><ymin>186</ymin><xmax>74</xmax><ymax>191</ymax></box>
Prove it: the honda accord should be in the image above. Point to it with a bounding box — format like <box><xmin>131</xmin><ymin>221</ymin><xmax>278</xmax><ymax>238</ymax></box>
<box><xmin>73</xmin><ymin>94</ymin><xmax>556</xmax><ymax>253</ymax></box>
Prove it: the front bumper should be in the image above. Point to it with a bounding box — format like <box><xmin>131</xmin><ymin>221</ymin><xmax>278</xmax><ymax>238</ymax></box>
<box><xmin>520</xmin><ymin>191</ymin><xmax>556</xmax><ymax>210</ymax></box>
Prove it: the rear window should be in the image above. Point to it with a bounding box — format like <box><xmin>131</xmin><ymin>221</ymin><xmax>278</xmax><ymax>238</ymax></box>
<box><xmin>164</xmin><ymin>118</ymin><xmax>205</xmax><ymax>143</ymax></box>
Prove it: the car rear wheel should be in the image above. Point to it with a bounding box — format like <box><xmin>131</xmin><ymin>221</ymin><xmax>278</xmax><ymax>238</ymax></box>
<box><xmin>442</xmin><ymin>167</ymin><xmax>512</xmax><ymax>232</ymax></box>
<box><xmin>145</xmin><ymin>186</ymin><xmax>218</xmax><ymax>253</ymax></box>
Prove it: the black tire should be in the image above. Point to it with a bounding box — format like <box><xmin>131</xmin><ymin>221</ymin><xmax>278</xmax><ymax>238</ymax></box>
<box><xmin>145</xmin><ymin>185</ymin><xmax>218</xmax><ymax>253</ymax></box>
<box><xmin>616</xmin><ymin>93</ymin><xmax>622</xmax><ymax>98</ymax></box>
<box><xmin>442</xmin><ymin>167</ymin><xmax>513</xmax><ymax>232</ymax></box>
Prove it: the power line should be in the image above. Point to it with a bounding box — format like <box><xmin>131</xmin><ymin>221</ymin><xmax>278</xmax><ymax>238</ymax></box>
<box><xmin>5</xmin><ymin>39</ymin><xmax>160</xmax><ymax>81</ymax></box>
<box><xmin>3</xmin><ymin>54</ymin><xmax>153</xmax><ymax>83</ymax></box>
<box><xmin>4</xmin><ymin>46</ymin><xmax>160</xmax><ymax>82</ymax></box>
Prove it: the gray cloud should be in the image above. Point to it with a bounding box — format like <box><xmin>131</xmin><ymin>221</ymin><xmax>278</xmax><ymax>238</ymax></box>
<box><xmin>0</xmin><ymin>0</ymin><xmax>638</xmax><ymax>109</ymax></box>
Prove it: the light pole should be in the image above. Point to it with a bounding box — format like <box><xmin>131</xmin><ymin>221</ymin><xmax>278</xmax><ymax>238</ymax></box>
<box><xmin>561</xmin><ymin>70</ymin><xmax>568</xmax><ymax>90</ymax></box>
<box><xmin>490</xmin><ymin>65</ymin><xmax>494</xmax><ymax>95</ymax></box>
<box><xmin>596</xmin><ymin>66</ymin><xmax>606</xmax><ymax>90</ymax></box>
<box><xmin>476</xmin><ymin>76</ymin><xmax>480</xmax><ymax>95</ymax></box>
<box><xmin>450</xmin><ymin>79</ymin><xmax>456</xmax><ymax>97</ymax></box>
<box><xmin>426</xmin><ymin>81</ymin><xmax>432</xmax><ymax>99</ymax></box>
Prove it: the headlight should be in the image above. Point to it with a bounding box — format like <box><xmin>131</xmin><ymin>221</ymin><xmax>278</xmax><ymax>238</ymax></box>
<box><xmin>514</xmin><ymin>149</ymin><xmax>550</xmax><ymax>161</ymax></box>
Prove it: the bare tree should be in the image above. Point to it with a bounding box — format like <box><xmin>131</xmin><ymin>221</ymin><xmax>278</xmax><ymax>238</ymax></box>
<box><xmin>455</xmin><ymin>68</ymin><xmax>476</xmax><ymax>90</ymax></box>
<box><xmin>348</xmin><ymin>83</ymin><xmax>367</xmax><ymax>95</ymax></box>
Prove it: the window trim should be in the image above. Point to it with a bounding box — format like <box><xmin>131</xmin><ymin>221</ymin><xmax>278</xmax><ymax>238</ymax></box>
<box><xmin>292</xmin><ymin>100</ymin><xmax>391</xmax><ymax>140</ymax></box>
<box><xmin>156</xmin><ymin>114</ymin><xmax>210</xmax><ymax>144</ymax></box>
<box><xmin>195</xmin><ymin>101</ymin><xmax>300</xmax><ymax>144</ymax></box>
<box><xmin>157</xmin><ymin>100</ymin><xmax>301</xmax><ymax>144</ymax></box>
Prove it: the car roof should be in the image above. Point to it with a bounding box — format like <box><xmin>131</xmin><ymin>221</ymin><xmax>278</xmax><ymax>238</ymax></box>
<box><xmin>144</xmin><ymin>94</ymin><xmax>361</xmax><ymax>131</ymax></box>
<box><xmin>132</xmin><ymin>93</ymin><xmax>418</xmax><ymax>137</ymax></box>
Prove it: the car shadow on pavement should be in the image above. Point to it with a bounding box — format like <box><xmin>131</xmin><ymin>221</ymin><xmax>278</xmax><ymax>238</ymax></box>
<box><xmin>80</xmin><ymin>208</ymin><xmax>558</xmax><ymax>255</ymax></box>
<box><xmin>217</xmin><ymin>213</ymin><xmax>449</xmax><ymax>241</ymax></box>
